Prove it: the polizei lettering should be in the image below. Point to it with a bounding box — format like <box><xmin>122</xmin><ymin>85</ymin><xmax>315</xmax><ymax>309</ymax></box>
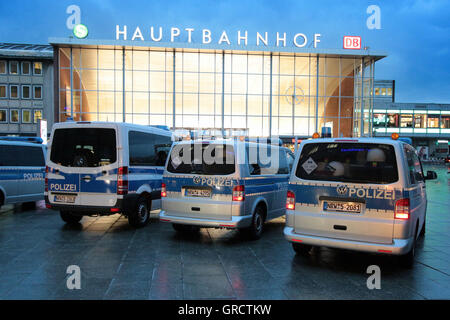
<box><xmin>348</xmin><ymin>188</ymin><xmax>395</xmax><ymax>200</ymax></box>
<box><xmin>193</xmin><ymin>176</ymin><xmax>233</xmax><ymax>187</ymax></box>
<box><xmin>50</xmin><ymin>183</ymin><xmax>77</xmax><ymax>192</ymax></box>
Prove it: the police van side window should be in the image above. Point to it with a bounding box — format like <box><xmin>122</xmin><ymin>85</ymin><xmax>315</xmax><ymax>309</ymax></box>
<box><xmin>129</xmin><ymin>131</ymin><xmax>172</xmax><ymax>166</ymax></box>
<box><xmin>0</xmin><ymin>145</ymin><xmax>44</xmax><ymax>166</ymax></box>
<box><xmin>406</xmin><ymin>148</ymin><xmax>423</xmax><ymax>185</ymax></box>
<box><xmin>247</xmin><ymin>145</ymin><xmax>288</xmax><ymax>175</ymax></box>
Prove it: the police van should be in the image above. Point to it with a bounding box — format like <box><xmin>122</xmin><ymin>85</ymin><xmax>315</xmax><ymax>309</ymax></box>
<box><xmin>160</xmin><ymin>139</ymin><xmax>294</xmax><ymax>239</ymax></box>
<box><xmin>45</xmin><ymin>122</ymin><xmax>173</xmax><ymax>227</ymax></box>
<box><xmin>0</xmin><ymin>139</ymin><xmax>46</xmax><ymax>209</ymax></box>
<box><xmin>284</xmin><ymin>136</ymin><xmax>437</xmax><ymax>267</ymax></box>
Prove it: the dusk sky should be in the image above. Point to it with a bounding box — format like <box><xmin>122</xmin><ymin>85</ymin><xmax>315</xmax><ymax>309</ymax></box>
<box><xmin>1</xmin><ymin>0</ymin><xmax>449</xmax><ymax>103</ymax></box>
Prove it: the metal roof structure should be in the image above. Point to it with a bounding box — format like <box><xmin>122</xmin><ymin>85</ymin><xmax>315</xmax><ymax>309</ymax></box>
<box><xmin>0</xmin><ymin>43</ymin><xmax>53</xmax><ymax>59</ymax></box>
<box><xmin>49</xmin><ymin>37</ymin><xmax>387</xmax><ymax>61</ymax></box>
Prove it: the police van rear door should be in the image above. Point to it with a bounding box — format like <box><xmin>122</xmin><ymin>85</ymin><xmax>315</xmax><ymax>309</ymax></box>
<box><xmin>290</xmin><ymin>141</ymin><xmax>402</xmax><ymax>244</ymax></box>
<box><xmin>163</xmin><ymin>142</ymin><xmax>237</xmax><ymax>221</ymax></box>
<box><xmin>47</xmin><ymin>124</ymin><xmax>118</xmax><ymax>207</ymax></box>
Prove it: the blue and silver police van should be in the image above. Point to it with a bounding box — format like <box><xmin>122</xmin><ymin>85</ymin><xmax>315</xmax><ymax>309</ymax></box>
<box><xmin>0</xmin><ymin>139</ymin><xmax>46</xmax><ymax>210</ymax></box>
<box><xmin>160</xmin><ymin>138</ymin><xmax>294</xmax><ymax>239</ymax></box>
<box><xmin>284</xmin><ymin>136</ymin><xmax>437</xmax><ymax>267</ymax></box>
<box><xmin>45</xmin><ymin>121</ymin><xmax>173</xmax><ymax>228</ymax></box>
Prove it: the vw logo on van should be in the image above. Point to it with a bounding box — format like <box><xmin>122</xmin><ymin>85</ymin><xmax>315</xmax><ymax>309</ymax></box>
<box><xmin>336</xmin><ymin>185</ymin><xmax>348</xmax><ymax>196</ymax></box>
<box><xmin>193</xmin><ymin>176</ymin><xmax>201</xmax><ymax>184</ymax></box>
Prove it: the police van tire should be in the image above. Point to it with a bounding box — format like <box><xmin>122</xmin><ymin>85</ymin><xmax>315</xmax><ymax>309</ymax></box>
<box><xmin>244</xmin><ymin>206</ymin><xmax>265</xmax><ymax>240</ymax></box>
<box><xmin>420</xmin><ymin>217</ymin><xmax>426</xmax><ymax>237</ymax></box>
<box><xmin>128</xmin><ymin>196</ymin><xmax>150</xmax><ymax>228</ymax></box>
<box><xmin>292</xmin><ymin>243</ymin><xmax>312</xmax><ymax>256</ymax></box>
<box><xmin>399</xmin><ymin>225</ymin><xmax>418</xmax><ymax>268</ymax></box>
<box><xmin>60</xmin><ymin>211</ymin><xmax>82</xmax><ymax>224</ymax></box>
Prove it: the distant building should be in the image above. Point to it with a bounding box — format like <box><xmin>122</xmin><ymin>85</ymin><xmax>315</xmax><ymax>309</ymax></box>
<box><xmin>0</xmin><ymin>43</ymin><xmax>54</xmax><ymax>137</ymax></box>
<box><xmin>373</xmin><ymin>80</ymin><xmax>449</xmax><ymax>157</ymax></box>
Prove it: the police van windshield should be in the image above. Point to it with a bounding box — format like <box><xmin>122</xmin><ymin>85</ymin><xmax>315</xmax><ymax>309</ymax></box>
<box><xmin>167</xmin><ymin>143</ymin><xmax>235</xmax><ymax>175</ymax></box>
<box><xmin>50</xmin><ymin>128</ymin><xmax>117</xmax><ymax>167</ymax></box>
<box><xmin>296</xmin><ymin>143</ymin><xmax>398</xmax><ymax>184</ymax></box>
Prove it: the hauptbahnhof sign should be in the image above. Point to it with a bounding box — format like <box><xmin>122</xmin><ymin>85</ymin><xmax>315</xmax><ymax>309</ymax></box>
<box><xmin>115</xmin><ymin>25</ymin><xmax>322</xmax><ymax>48</ymax></box>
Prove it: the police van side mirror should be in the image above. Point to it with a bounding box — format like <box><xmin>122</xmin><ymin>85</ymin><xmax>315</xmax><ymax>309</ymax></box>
<box><xmin>425</xmin><ymin>171</ymin><xmax>437</xmax><ymax>180</ymax></box>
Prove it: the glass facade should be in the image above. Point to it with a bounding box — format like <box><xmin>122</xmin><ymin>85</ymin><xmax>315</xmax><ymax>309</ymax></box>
<box><xmin>58</xmin><ymin>45</ymin><xmax>376</xmax><ymax>137</ymax></box>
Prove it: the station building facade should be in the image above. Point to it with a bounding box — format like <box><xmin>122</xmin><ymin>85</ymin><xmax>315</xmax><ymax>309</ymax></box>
<box><xmin>372</xmin><ymin>81</ymin><xmax>450</xmax><ymax>157</ymax></box>
<box><xmin>0</xmin><ymin>43</ymin><xmax>54</xmax><ymax>137</ymax></box>
<box><xmin>50</xmin><ymin>38</ymin><xmax>385</xmax><ymax>141</ymax></box>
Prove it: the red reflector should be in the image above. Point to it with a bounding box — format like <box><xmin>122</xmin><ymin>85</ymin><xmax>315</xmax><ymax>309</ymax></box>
<box><xmin>110</xmin><ymin>208</ymin><xmax>120</xmax><ymax>213</ymax></box>
<box><xmin>161</xmin><ymin>182</ymin><xmax>167</xmax><ymax>198</ymax></box>
<box><xmin>286</xmin><ymin>190</ymin><xmax>295</xmax><ymax>210</ymax></box>
<box><xmin>232</xmin><ymin>185</ymin><xmax>245</xmax><ymax>201</ymax></box>
<box><xmin>160</xmin><ymin>219</ymin><xmax>171</xmax><ymax>222</ymax></box>
<box><xmin>292</xmin><ymin>239</ymin><xmax>303</xmax><ymax>243</ymax></box>
<box><xmin>395</xmin><ymin>198</ymin><xmax>410</xmax><ymax>220</ymax></box>
<box><xmin>378</xmin><ymin>249</ymin><xmax>392</xmax><ymax>253</ymax></box>
<box><xmin>45</xmin><ymin>204</ymin><xmax>52</xmax><ymax>209</ymax></box>
<box><xmin>220</xmin><ymin>224</ymin><xmax>235</xmax><ymax>228</ymax></box>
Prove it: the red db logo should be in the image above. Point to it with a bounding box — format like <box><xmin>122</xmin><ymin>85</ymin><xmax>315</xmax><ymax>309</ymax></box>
<box><xmin>343</xmin><ymin>36</ymin><xmax>361</xmax><ymax>49</ymax></box>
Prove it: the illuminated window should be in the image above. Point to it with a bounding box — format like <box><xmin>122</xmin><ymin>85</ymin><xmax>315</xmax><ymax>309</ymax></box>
<box><xmin>387</xmin><ymin>113</ymin><xmax>399</xmax><ymax>127</ymax></box>
<box><xmin>0</xmin><ymin>109</ymin><xmax>6</xmax><ymax>122</ymax></box>
<box><xmin>22</xmin><ymin>109</ymin><xmax>32</xmax><ymax>123</ymax></box>
<box><xmin>387</xmin><ymin>88</ymin><xmax>392</xmax><ymax>96</ymax></box>
<box><xmin>441</xmin><ymin>115</ymin><xmax>450</xmax><ymax>129</ymax></box>
<box><xmin>381</xmin><ymin>88</ymin><xmax>386</xmax><ymax>96</ymax></box>
<box><xmin>373</xmin><ymin>113</ymin><xmax>387</xmax><ymax>127</ymax></box>
<box><xmin>414</xmin><ymin>114</ymin><xmax>427</xmax><ymax>128</ymax></box>
<box><xmin>33</xmin><ymin>109</ymin><xmax>43</xmax><ymax>123</ymax></box>
<box><xmin>33</xmin><ymin>62</ymin><xmax>43</xmax><ymax>75</ymax></box>
<box><xmin>400</xmin><ymin>114</ymin><xmax>413</xmax><ymax>127</ymax></box>
<box><xmin>427</xmin><ymin>114</ymin><xmax>439</xmax><ymax>128</ymax></box>
<box><xmin>374</xmin><ymin>87</ymin><xmax>380</xmax><ymax>95</ymax></box>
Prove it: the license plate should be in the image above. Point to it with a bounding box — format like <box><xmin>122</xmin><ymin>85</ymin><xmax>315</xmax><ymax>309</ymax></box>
<box><xmin>54</xmin><ymin>194</ymin><xmax>76</xmax><ymax>203</ymax></box>
<box><xmin>185</xmin><ymin>188</ymin><xmax>212</xmax><ymax>198</ymax></box>
<box><xmin>323</xmin><ymin>201</ymin><xmax>361</xmax><ymax>214</ymax></box>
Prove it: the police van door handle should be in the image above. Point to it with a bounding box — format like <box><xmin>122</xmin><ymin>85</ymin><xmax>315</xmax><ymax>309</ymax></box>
<box><xmin>82</xmin><ymin>175</ymin><xmax>92</xmax><ymax>182</ymax></box>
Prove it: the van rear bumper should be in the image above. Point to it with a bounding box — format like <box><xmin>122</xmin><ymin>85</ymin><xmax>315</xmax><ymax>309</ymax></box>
<box><xmin>159</xmin><ymin>210</ymin><xmax>253</xmax><ymax>229</ymax></box>
<box><xmin>45</xmin><ymin>195</ymin><xmax>127</xmax><ymax>216</ymax></box>
<box><xmin>283</xmin><ymin>226</ymin><xmax>413</xmax><ymax>255</ymax></box>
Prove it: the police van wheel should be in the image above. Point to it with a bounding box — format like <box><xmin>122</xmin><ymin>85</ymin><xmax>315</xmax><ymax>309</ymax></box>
<box><xmin>60</xmin><ymin>211</ymin><xmax>82</xmax><ymax>224</ymax></box>
<box><xmin>399</xmin><ymin>226</ymin><xmax>418</xmax><ymax>268</ymax></box>
<box><xmin>244</xmin><ymin>207</ymin><xmax>265</xmax><ymax>240</ymax></box>
<box><xmin>292</xmin><ymin>243</ymin><xmax>312</xmax><ymax>256</ymax></box>
<box><xmin>128</xmin><ymin>197</ymin><xmax>150</xmax><ymax>228</ymax></box>
<box><xmin>420</xmin><ymin>217</ymin><xmax>426</xmax><ymax>237</ymax></box>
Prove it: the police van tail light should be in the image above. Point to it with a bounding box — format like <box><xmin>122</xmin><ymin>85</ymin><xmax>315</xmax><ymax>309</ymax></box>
<box><xmin>117</xmin><ymin>166</ymin><xmax>128</xmax><ymax>195</ymax></box>
<box><xmin>395</xmin><ymin>198</ymin><xmax>410</xmax><ymax>220</ymax></box>
<box><xmin>44</xmin><ymin>166</ymin><xmax>49</xmax><ymax>192</ymax></box>
<box><xmin>286</xmin><ymin>190</ymin><xmax>295</xmax><ymax>210</ymax></box>
<box><xmin>232</xmin><ymin>185</ymin><xmax>245</xmax><ymax>201</ymax></box>
<box><xmin>161</xmin><ymin>183</ymin><xmax>167</xmax><ymax>198</ymax></box>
